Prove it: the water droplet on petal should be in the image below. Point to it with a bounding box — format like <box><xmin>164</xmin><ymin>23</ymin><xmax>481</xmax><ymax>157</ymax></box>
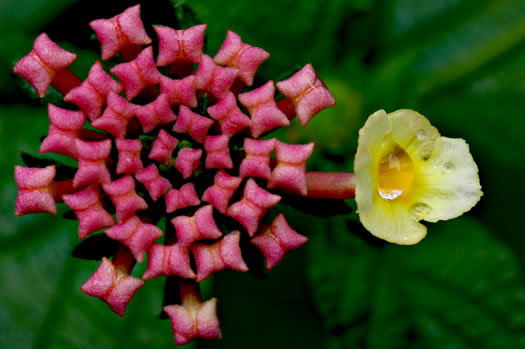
<box><xmin>410</xmin><ymin>202</ymin><xmax>432</xmax><ymax>220</ymax></box>
<box><xmin>379</xmin><ymin>189</ymin><xmax>404</xmax><ymax>200</ymax></box>
<box><xmin>416</xmin><ymin>129</ymin><xmax>425</xmax><ymax>140</ymax></box>
<box><xmin>443</xmin><ymin>161</ymin><xmax>454</xmax><ymax>173</ymax></box>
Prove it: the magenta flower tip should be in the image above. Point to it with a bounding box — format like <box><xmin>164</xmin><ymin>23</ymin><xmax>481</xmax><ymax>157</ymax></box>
<box><xmin>165</xmin><ymin>182</ymin><xmax>201</xmax><ymax>213</ymax></box>
<box><xmin>40</xmin><ymin>104</ymin><xmax>86</xmax><ymax>159</ymax></box>
<box><xmin>81</xmin><ymin>257</ymin><xmax>144</xmax><ymax>317</ymax></box>
<box><xmin>239</xmin><ymin>138</ymin><xmax>276</xmax><ymax>180</ymax></box>
<box><xmin>251</xmin><ymin>214</ymin><xmax>308</xmax><ymax>269</ymax></box>
<box><xmin>14</xmin><ymin>165</ymin><xmax>57</xmax><ymax>216</ymax></box>
<box><xmin>115</xmin><ymin>139</ymin><xmax>144</xmax><ymax>175</ymax></box>
<box><xmin>195</xmin><ymin>54</ymin><xmax>239</xmax><ymax>100</ymax></box>
<box><xmin>204</xmin><ymin>135</ymin><xmax>233</xmax><ymax>169</ymax></box>
<box><xmin>91</xmin><ymin>92</ymin><xmax>137</xmax><ymax>138</ymax></box>
<box><xmin>155</xmin><ymin>24</ymin><xmax>207</xmax><ymax>66</ymax></box>
<box><xmin>102</xmin><ymin>175</ymin><xmax>148</xmax><ymax>222</ymax></box>
<box><xmin>175</xmin><ymin>148</ymin><xmax>203</xmax><ymax>179</ymax></box>
<box><xmin>142</xmin><ymin>243</ymin><xmax>196</xmax><ymax>279</ymax></box>
<box><xmin>202</xmin><ymin>170</ymin><xmax>242</xmax><ymax>213</ymax></box>
<box><xmin>173</xmin><ymin>105</ymin><xmax>214</xmax><ymax>143</ymax></box>
<box><xmin>160</xmin><ymin>74</ymin><xmax>198</xmax><ymax>108</ymax></box>
<box><xmin>238</xmin><ymin>81</ymin><xmax>289</xmax><ymax>138</ymax></box>
<box><xmin>134</xmin><ymin>93</ymin><xmax>178</xmax><ymax>133</ymax></box>
<box><xmin>13</xmin><ymin>33</ymin><xmax>77</xmax><ymax>97</ymax></box>
<box><xmin>73</xmin><ymin>139</ymin><xmax>112</xmax><ymax>187</ymax></box>
<box><xmin>135</xmin><ymin>164</ymin><xmax>172</xmax><ymax>201</ymax></box>
<box><xmin>268</xmin><ymin>141</ymin><xmax>314</xmax><ymax>196</ymax></box>
<box><xmin>63</xmin><ymin>185</ymin><xmax>115</xmax><ymax>239</ymax></box>
<box><xmin>148</xmin><ymin>129</ymin><xmax>179</xmax><ymax>164</ymax></box>
<box><xmin>207</xmin><ymin>92</ymin><xmax>251</xmax><ymax>137</ymax></box>
<box><xmin>276</xmin><ymin>63</ymin><xmax>336</xmax><ymax>126</ymax></box>
<box><xmin>214</xmin><ymin>30</ymin><xmax>270</xmax><ymax>86</ymax></box>
<box><xmin>89</xmin><ymin>4</ymin><xmax>151</xmax><ymax>60</ymax></box>
<box><xmin>172</xmin><ymin>205</ymin><xmax>222</xmax><ymax>247</ymax></box>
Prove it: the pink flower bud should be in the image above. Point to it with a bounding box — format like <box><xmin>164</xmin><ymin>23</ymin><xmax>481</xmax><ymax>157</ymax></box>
<box><xmin>40</xmin><ymin>104</ymin><xmax>86</xmax><ymax>159</ymax></box>
<box><xmin>64</xmin><ymin>61</ymin><xmax>122</xmax><ymax>121</ymax></box>
<box><xmin>175</xmin><ymin>148</ymin><xmax>202</xmax><ymax>179</ymax></box>
<box><xmin>89</xmin><ymin>4</ymin><xmax>152</xmax><ymax>60</ymax></box>
<box><xmin>202</xmin><ymin>170</ymin><xmax>242</xmax><ymax>213</ymax></box>
<box><xmin>63</xmin><ymin>185</ymin><xmax>115</xmax><ymax>238</ymax></box>
<box><xmin>155</xmin><ymin>24</ymin><xmax>206</xmax><ymax>66</ymax></box>
<box><xmin>142</xmin><ymin>243</ymin><xmax>195</xmax><ymax>279</ymax></box>
<box><xmin>14</xmin><ymin>165</ymin><xmax>56</xmax><ymax>216</ymax></box>
<box><xmin>116</xmin><ymin>139</ymin><xmax>144</xmax><ymax>174</ymax></box>
<box><xmin>171</xmin><ymin>205</ymin><xmax>222</xmax><ymax>247</ymax></box>
<box><xmin>110</xmin><ymin>46</ymin><xmax>162</xmax><ymax>100</ymax></box>
<box><xmin>165</xmin><ymin>183</ymin><xmax>200</xmax><ymax>213</ymax></box>
<box><xmin>276</xmin><ymin>64</ymin><xmax>335</xmax><ymax>126</ymax></box>
<box><xmin>239</xmin><ymin>138</ymin><xmax>276</xmax><ymax>180</ymax></box>
<box><xmin>173</xmin><ymin>105</ymin><xmax>214</xmax><ymax>143</ymax></box>
<box><xmin>91</xmin><ymin>92</ymin><xmax>137</xmax><ymax>138</ymax></box>
<box><xmin>102</xmin><ymin>175</ymin><xmax>148</xmax><ymax>222</ymax></box>
<box><xmin>268</xmin><ymin>141</ymin><xmax>314</xmax><ymax>196</ymax></box>
<box><xmin>192</xmin><ymin>231</ymin><xmax>248</xmax><ymax>281</ymax></box>
<box><xmin>13</xmin><ymin>33</ymin><xmax>78</xmax><ymax>97</ymax></box>
<box><xmin>135</xmin><ymin>164</ymin><xmax>172</xmax><ymax>201</ymax></box>
<box><xmin>148</xmin><ymin>129</ymin><xmax>178</xmax><ymax>164</ymax></box>
<box><xmin>214</xmin><ymin>30</ymin><xmax>269</xmax><ymax>86</ymax></box>
<box><xmin>105</xmin><ymin>215</ymin><xmax>163</xmax><ymax>262</ymax></box>
<box><xmin>73</xmin><ymin>139</ymin><xmax>112</xmax><ymax>187</ymax></box>
<box><xmin>160</xmin><ymin>75</ymin><xmax>198</xmax><ymax>108</ymax></box>
<box><xmin>207</xmin><ymin>92</ymin><xmax>251</xmax><ymax>137</ymax></box>
<box><xmin>226</xmin><ymin>179</ymin><xmax>281</xmax><ymax>236</ymax></box>
<box><xmin>81</xmin><ymin>257</ymin><xmax>144</xmax><ymax>316</ymax></box>
<box><xmin>251</xmin><ymin>214</ymin><xmax>308</xmax><ymax>269</ymax></box>
<box><xmin>135</xmin><ymin>94</ymin><xmax>177</xmax><ymax>133</ymax></box>
<box><xmin>195</xmin><ymin>54</ymin><xmax>238</xmax><ymax>100</ymax></box>
<box><xmin>238</xmin><ymin>81</ymin><xmax>289</xmax><ymax>138</ymax></box>
<box><xmin>204</xmin><ymin>135</ymin><xmax>233</xmax><ymax>169</ymax></box>
<box><xmin>164</xmin><ymin>280</ymin><xmax>221</xmax><ymax>345</ymax></box>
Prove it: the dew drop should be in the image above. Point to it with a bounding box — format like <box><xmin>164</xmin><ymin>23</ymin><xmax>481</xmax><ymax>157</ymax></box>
<box><xmin>416</xmin><ymin>129</ymin><xmax>425</xmax><ymax>140</ymax></box>
<box><xmin>443</xmin><ymin>161</ymin><xmax>455</xmax><ymax>173</ymax></box>
<box><xmin>379</xmin><ymin>189</ymin><xmax>404</xmax><ymax>200</ymax></box>
<box><xmin>410</xmin><ymin>202</ymin><xmax>432</xmax><ymax>220</ymax></box>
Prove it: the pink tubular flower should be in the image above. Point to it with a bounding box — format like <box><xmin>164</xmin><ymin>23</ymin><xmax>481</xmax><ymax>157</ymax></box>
<box><xmin>89</xmin><ymin>4</ymin><xmax>152</xmax><ymax>61</ymax></box>
<box><xmin>135</xmin><ymin>164</ymin><xmax>172</xmax><ymax>201</ymax></box>
<box><xmin>227</xmin><ymin>179</ymin><xmax>281</xmax><ymax>236</ymax></box>
<box><xmin>73</xmin><ymin>139</ymin><xmax>112</xmax><ymax>187</ymax></box>
<box><xmin>171</xmin><ymin>205</ymin><xmax>222</xmax><ymax>247</ymax></box>
<box><xmin>207</xmin><ymin>92</ymin><xmax>251</xmax><ymax>137</ymax></box>
<box><xmin>195</xmin><ymin>54</ymin><xmax>238</xmax><ymax>100</ymax></box>
<box><xmin>165</xmin><ymin>183</ymin><xmax>200</xmax><ymax>213</ymax></box>
<box><xmin>202</xmin><ymin>170</ymin><xmax>242</xmax><ymax>213</ymax></box>
<box><xmin>251</xmin><ymin>214</ymin><xmax>308</xmax><ymax>269</ymax></box>
<box><xmin>105</xmin><ymin>215</ymin><xmax>163</xmax><ymax>262</ymax></box>
<box><xmin>102</xmin><ymin>175</ymin><xmax>147</xmax><ymax>222</ymax></box>
<box><xmin>110</xmin><ymin>46</ymin><xmax>162</xmax><ymax>100</ymax></box>
<box><xmin>115</xmin><ymin>139</ymin><xmax>144</xmax><ymax>174</ymax></box>
<box><xmin>164</xmin><ymin>280</ymin><xmax>221</xmax><ymax>345</ymax></box>
<box><xmin>239</xmin><ymin>138</ymin><xmax>276</xmax><ymax>180</ymax></box>
<box><xmin>148</xmin><ymin>129</ymin><xmax>179</xmax><ymax>164</ymax></box>
<box><xmin>268</xmin><ymin>141</ymin><xmax>315</xmax><ymax>196</ymax></box>
<box><xmin>64</xmin><ymin>61</ymin><xmax>123</xmax><ymax>121</ymax></box>
<box><xmin>214</xmin><ymin>30</ymin><xmax>270</xmax><ymax>86</ymax></box>
<box><xmin>204</xmin><ymin>135</ymin><xmax>233</xmax><ymax>169</ymax></box>
<box><xmin>192</xmin><ymin>231</ymin><xmax>248</xmax><ymax>282</ymax></box>
<box><xmin>276</xmin><ymin>63</ymin><xmax>336</xmax><ymax>126</ymax></box>
<box><xmin>91</xmin><ymin>92</ymin><xmax>137</xmax><ymax>138</ymax></box>
<box><xmin>134</xmin><ymin>93</ymin><xmax>178</xmax><ymax>133</ymax></box>
<box><xmin>81</xmin><ymin>256</ymin><xmax>144</xmax><ymax>317</ymax></box>
<box><xmin>13</xmin><ymin>33</ymin><xmax>80</xmax><ymax>97</ymax></box>
<box><xmin>175</xmin><ymin>148</ymin><xmax>203</xmax><ymax>179</ymax></box>
<box><xmin>14</xmin><ymin>165</ymin><xmax>57</xmax><ymax>216</ymax></box>
<box><xmin>142</xmin><ymin>243</ymin><xmax>195</xmax><ymax>279</ymax></box>
<box><xmin>40</xmin><ymin>104</ymin><xmax>86</xmax><ymax>159</ymax></box>
<box><xmin>173</xmin><ymin>105</ymin><xmax>214</xmax><ymax>143</ymax></box>
<box><xmin>62</xmin><ymin>185</ymin><xmax>115</xmax><ymax>239</ymax></box>
<box><xmin>13</xmin><ymin>6</ymin><xmax>345</xmax><ymax>345</ymax></box>
<box><xmin>238</xmin><ymin>81</ymin><xmax>289</xmax><ymax>138</ymax></box>
<box><xmin>160</xmin><ymin>75</ymin><xmax>198</xmax><ymax>108</ymax></box>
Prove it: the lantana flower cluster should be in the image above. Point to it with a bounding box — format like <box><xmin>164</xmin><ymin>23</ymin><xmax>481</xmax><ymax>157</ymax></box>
<box><xmin>12</xmin><ymin>4</ymin><xmax>340</xmax><ymax>345</ymax></box>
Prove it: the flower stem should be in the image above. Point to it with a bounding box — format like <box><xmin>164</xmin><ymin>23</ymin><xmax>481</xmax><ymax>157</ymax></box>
<box><xmin>113</xmin><ymin>246</ymin><xmax>135</xmax><ymax>274</ymax></box>
<box><xmin>52</xmin><ymin>68</ymin><xmax>82</xmax><ymax>96</ymax></box>
<box><xmin>304</xmin><ymin>171</ymin><xmax>355</xmax><ymax>199</ymax></box>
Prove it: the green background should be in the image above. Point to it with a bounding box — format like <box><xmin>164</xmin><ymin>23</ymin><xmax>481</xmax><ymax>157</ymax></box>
<box><xmin>1</xmin><ymin>0</ymin><xmax>525</xmax><ymax>348</ymax></box>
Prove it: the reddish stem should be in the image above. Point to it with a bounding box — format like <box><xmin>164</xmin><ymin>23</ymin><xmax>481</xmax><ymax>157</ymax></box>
<box><xmin>179</xmin><ymin>279</ymin><xmax>201</xmax><ymax>310</ymax></box>
<box><xmin>120</xmin><ymin>45</ymin><xmax>142</xmax><ymax>62</ymax></box>
<box><xmin>52</xmin><ymin>179</ymin><xmax>75</xmax><ymax>202</ymax></box>
<box><xmin>52</xmin><ymin>68</ymin><xmax>82</xmax><ymax>96</ymax></box>
<box><xmin>304</xmin><ymin>171</ymin><xmax>355</xmax><ymax>199</ymax></box>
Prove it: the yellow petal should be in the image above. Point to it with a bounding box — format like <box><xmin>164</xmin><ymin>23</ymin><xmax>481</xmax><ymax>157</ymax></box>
<box><xmin>411</xmin><ymin>137</ymin><xmax>482</xmax><ymax>222</ymax></box>
<box><xmin>354</xmin><ymin>110</ymin><xmax>390</xmax><ymax>214</ymax></box>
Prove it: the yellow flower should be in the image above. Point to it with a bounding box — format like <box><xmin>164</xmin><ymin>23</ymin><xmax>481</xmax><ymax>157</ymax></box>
<box><xmin>354</xmin><ymin>109</ymin><xmax>482</xmax><ymax>245</ymax></box>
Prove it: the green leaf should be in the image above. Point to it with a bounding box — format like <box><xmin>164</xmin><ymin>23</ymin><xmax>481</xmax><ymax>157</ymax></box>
<box><xmin>307</xmin><ymin>217</ymin><xmax>525</xmax><ymax>348</ymax></box>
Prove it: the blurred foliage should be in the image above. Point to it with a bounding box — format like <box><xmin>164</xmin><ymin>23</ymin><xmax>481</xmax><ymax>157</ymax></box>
<box><xmin>1</xmin><ymin>0</ymin><xmax>525</xmax><ymax>348</ymax></box>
